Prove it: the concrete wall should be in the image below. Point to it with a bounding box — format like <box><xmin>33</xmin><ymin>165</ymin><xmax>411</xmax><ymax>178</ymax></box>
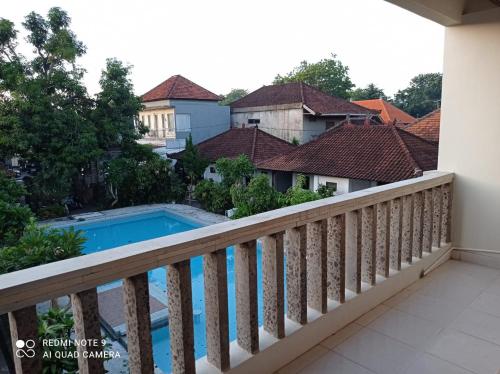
<box><xmin>439</xmin><ymin>21</ymin><xmax>500</xmax><ymax>251</ymax></box>
<box><xmin>170</xmin><ymin>100</ymin><xmax>230</xmax><ymax>144</ymax></box>
<box><xmin>231</xmin><ymin>107</ymin><xmax>307</xmax><ymax>143</ymax></box>
<box><xmin>312</xmin><ymin>175</ymin><xmax>351</xmax><ymax>195</ymax></box>
<box><xmin>203</xmin><ymin>164</ymin><xmax>222</xmax><ymax>183</ymax></box>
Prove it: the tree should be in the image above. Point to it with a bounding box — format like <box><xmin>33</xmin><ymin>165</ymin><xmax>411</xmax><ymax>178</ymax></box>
<box><xmin>0</xmin><ymin>8</ymin><xmax>100</xmax><ymax>210</ymax></box>
<box><xmin>394</xmin><ymin>73</ymin><xmax>442</xmax><ymax>118</ymax></box>
<box><xmin>181</xmin><ymin>135</ymin><xmax>209</xmax><ymax>186</ymax></box>
<box><xmin>219</xmin><ymin>88</ymin><xmax>248</xmax><ymax>106</ymax></box>
<box><xmin>274</xmin><ymin>53</ymin><xmax>354</xmax><ymax>99</ymax></box>
<box><xmin>216</xmin><ymin>155</ymin><xmax>255</xmax><ymax>189</ymax></box>
<box><xmin>230</xmin><ymin>174</ymin><xmax>281</xmax><ymax>219</ymax></box>
<box><xmin>351</xmin><ymin>83</ymin><xmax>388</xmax><ymax>101</ymax></box>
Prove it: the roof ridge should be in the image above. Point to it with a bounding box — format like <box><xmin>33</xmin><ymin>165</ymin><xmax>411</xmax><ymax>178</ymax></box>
<box><xmin>412</xmin><ymin>107</ymin><xmax>441</xmax><ymax>124</ymax></box>
<box><xmin>250</xmin><ymin>127</ymin><xmax>258</xmax><ymax>162</ymax></box>
<box><xmin>166</xmin><ymin>75</ymin><xmax>180</xmax><ymax>98</ymax></box>
<box><xmin>390</xmin><ymin>125</ymin><xmax>421</xmax><ymax>173</ymax></box>
<box><xmin>299</xmin><ymin>81</ymin><xmax>305</xmax><ymax>104</ymax></box>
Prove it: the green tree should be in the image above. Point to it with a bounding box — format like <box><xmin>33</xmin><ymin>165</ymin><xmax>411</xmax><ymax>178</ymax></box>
<box><xmin>274</xmin><ymin>53</ymin><xmax>354</xmax><ymax>99</ymax></box>
<box><xmin>181</xmin><ymin>135</ymin><xmax>209</xmax><ymax>185</ymax></box>
<box><xmin>394</xmin><ymin>73</ymin><xmax>442</xmax><ymax>118</ymax></box>
<box><xmin>0</xmin><ymin>8</ymin><xmax>100</xmax><ymax>210</ymax></box>
<box><xmin>280</xmin><ymin>174</ymin><xmax>320</xmax><ymax>206</ymax></box>
<box><xmin>219</xmin><ymin>88</ymin><xmax>248</xmax><ymax>106</ymax></box>
<box><xmin>351</xmin><ymin>83</ymin><xmax>388</xmax><ymax>101</ymax></box>
<box><xmin>193</xmin><ymin>179</ymin><xmax>230</xmax><ymax>214</ymax></box>
<box><xmin>230</xmin><ymin>174</ymin><xmax>281</xmax><ymax>219</ymax></box>
<box><xmin>216</xmin><ymin>155</ymin><xmax>255</xmax><ymax>189</ymax></box>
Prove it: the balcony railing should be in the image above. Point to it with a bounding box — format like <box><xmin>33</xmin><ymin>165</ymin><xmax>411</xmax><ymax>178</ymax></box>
<box><xmin>0</xmin><ymin>171</ymin><xmax>453</xmax><ymax>374</ymax></box>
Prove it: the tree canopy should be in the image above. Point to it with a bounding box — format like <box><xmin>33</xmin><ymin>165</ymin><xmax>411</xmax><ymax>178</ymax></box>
<box><xmin>274</xmin><ymin>53</ymin><xmax>354</xmax><ymax>99</ymax></box>
<box><xmin>350</xmin><ymin>83</ymin><xmax>388</xmax><ymax>101</ymax></box>
<box><xmin>219</xmin><ymin>88</ymin><xmax>248</xmax><ymax>106</ymax></box>
<box><xmin>394</xmin><ymin>73</ymin><xmax>442</xmax><ymax>118</ymax></box>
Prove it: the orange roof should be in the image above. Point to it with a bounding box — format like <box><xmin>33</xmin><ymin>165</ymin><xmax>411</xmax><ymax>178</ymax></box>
<box><xmin>353</xmin><ymin>99</ymin><xmax>415</xmax><ymax>125</ymax></box>
<box><xmin>404</xmin><ymin>109</ymin><xmax>441</xmax><ymax>143</ymax></box>
<box><xmin>141</xmin><ymin>75</ymin><xmax>220</xmax><ymax>102</ymax></box>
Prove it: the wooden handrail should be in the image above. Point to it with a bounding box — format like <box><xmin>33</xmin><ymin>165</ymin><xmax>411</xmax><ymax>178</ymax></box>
<box><xmin>0</xmin><ymin>171</ymin><xmax>453</xmax><ymax>314</ymax></box>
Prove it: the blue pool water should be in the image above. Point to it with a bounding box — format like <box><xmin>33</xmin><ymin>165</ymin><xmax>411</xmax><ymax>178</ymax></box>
<box><xmin>73</xmin><ymin>211</ymin><xmax>265</xmax><ymax>373</ymax></box>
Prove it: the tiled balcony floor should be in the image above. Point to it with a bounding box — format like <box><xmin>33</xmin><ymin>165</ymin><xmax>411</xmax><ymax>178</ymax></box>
<box><xmin>277</xmin><ymin>260</ymin><xmax>500</xmax><ymax>374</ymax></box>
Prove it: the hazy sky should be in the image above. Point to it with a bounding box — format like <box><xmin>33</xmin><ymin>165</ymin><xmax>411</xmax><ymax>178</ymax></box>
<box><xmin>3</xmin><ymin>0</ymin><xmax>444</xmax><ymax>97</ymax></box>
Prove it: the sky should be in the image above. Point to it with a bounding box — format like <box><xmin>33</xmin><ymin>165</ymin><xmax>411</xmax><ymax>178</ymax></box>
<box><xmin>2</xmin><ymin>0</ymin><xmax>445</xmax><ymax>98</ymax></box>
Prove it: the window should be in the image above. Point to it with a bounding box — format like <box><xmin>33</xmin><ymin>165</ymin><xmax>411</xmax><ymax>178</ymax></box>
<box><xmin>167</xmin><ymin>113</ymin><xmax>175</xmax><ymax>131</ymax></box>
<box><xmin>248</xmin><ymin>118</ymin><xmax>260</xmax><ymax>124</ymax></box>
<box><xmin>141</xmin><ymin>115</ymin><xmax>145</xmax><ymax>126</ymax></box>
<box><xmin>147</xmin><ymin>115</ymin><xmax>151</xmax><ymax>128</ymax></box>
<box><xmin>176</xmin><ymin>114</ymin><xmax>191</xmax><ymax>132</ymax></box>
<box><xmin>209</xmin><ymin>166</ymin><xmax>216</xmax><ymax>173</ymax></box>
<box><xmin>161</xmin><ymin>114</ymin><xmax>166</xmax><ymax>137</ymax></box>
<box><xmin>326</xmin><ymin>182</ymin><xmax>337</xmax><ymax>192</ymax></box>
<box><xmin>154</xmin><ymin>114</ymin><xmax>158</xmax><ymax>130</ymax></box>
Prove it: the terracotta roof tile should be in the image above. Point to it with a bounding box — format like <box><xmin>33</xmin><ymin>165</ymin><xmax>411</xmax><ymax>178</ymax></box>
<box><xmin>353</xmin><ymin>99</ymin><xmax>416</xmax><ymax>125</ymax></box>
<box><xmin>141</xmin><ymin>75</ymin><xmax>220</xmax><ymax>102</ymax></box>
<box><xmin>231</xmin><ymin>82</ymin><xmax>375</xmax><ymax>116</ymax></box>
<box><xmin>257</xmin><ymin>124</ymin><xmax>438</xmax><ymax>183</ymax></box>
<box><xmin>404</xmin><ymin>109</ymin><xmax>441</xmax><ymax>143</ymax></box>
<box><xmin>172</xmin><ymin>127</ymin><xmax>296</xmax><ymax>164</ymax></box>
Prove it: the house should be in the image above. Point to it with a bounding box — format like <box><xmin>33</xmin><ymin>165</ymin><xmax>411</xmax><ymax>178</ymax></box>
<box><xmin>138</xmin><ymin>75</ymin><xmax>230</xmax><ymax>150</ymax></box>
<box><xmin>257</xmin><ymin>122</ymin><xmax>438</xmax><ymax>194</ymax></box>
<box><xmin>353</xmin><ymin>98</ymin><xmax>416</xmax><ymax>125</ymax></box>
<box><xmin>230</xmin><ymin>82</ymin><xmax>377</xmax><ymax>144</ymax></box>
<box><xmin>403</xmin><ymin>108</ymin><xmax>441</xmax><ymax>143</ymax></box>
<box><xmin>172</xmin><ymin>126</ymin><xmax>296</xmax><ymax>184</ymax></box>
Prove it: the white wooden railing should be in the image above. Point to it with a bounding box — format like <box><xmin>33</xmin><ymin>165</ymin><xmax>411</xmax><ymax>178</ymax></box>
<box><xmin>0</xmin><ymin>171</ymin><xmax>453</xmax><ymax>374</ymax></box>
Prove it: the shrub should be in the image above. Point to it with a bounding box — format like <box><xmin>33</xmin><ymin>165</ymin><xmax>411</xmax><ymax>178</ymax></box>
<box><xmin>230</xmin><ymin>174</ymin><xmax>281</xmax><ymax>219</ymax></box>
<box><xmin>317</xmin><ymin>183</ymin><xmax>336</xmax><ymax>198</ymax></box>
<box><xmin>194</xmin><ymin>179</ymin><xmax>231</xmax><ymax>214</ymax></box>
<box><xmin>281</xmin><ymin>174</ymin><xmax>320</xmax><ymax>206</ymax></box>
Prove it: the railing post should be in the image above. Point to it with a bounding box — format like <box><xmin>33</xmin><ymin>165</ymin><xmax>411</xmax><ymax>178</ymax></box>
<box><xmin>345</xmin><ymin>210</ymin><xmax>362</xmax><ymax>294</ymax></box>
<box><xmin>361</xmin><ymin>206</ymin><xmax>376</xmax><ymax>285</ymax></box>
<box><xmin>235</xmin><ymin>240</ymin><xmax>259</xmax><ymax>354</ymax></box>
<box><xmin>412</xmin><ymin>192</ymin><xmax>424</xmax><ymax>259</ymax></box>
<box><xmin>123</xmin><ymin>273</ymin><xmax>154</xmax><ymax>374</ymax></box>
<box><xmin>307</xmin><ymin>221</ymin><xmax>327</xmax><ymax>313</ymax></box>
<box><xmin>422</xmin><ymin>189</ymin><xmax>433</xmax><ymax>253</ymax></box>
<box><xmin>389</xmin><ymin>198</ymin><xmax>402</xmax><ymax>270</ymax></box>
<box><xmin>401</xmin><ymin>195</ymin><xmax>414</xmax><ymax>264</ymax></box>
<box><xmin>286</xmin><ymin>225</ymin><xmax>308</xmax><ymax>324</ymax></box>
<box><xmin>441</xmin><ymin>183</ymin><xmax>453</xmax><ymax>244</ymax></box>
<box><xmin>167</xmin><ymin>260</ymin><xmax>195</xmax><ymax>374</ymax></box>
<box><xmin>8</xmin><ymin>306</ymin><xmax>42</xmax><ymax>374</ymax></box>
<box><xmin>262</xmin><ymin>233</ymin><xmax>285</xmax><ymax>339</ymax></box>
<box><xmin>203</xmin><ymin>249</ymin><xmax>230</xmax><ymax>371</ymax></box>
<box><xmin>327</xmin><ymin>214</ymin><xmax>346</xmax><ymax>303</ymax></box>
<box><xmin>376</xmin><ymin>202</ymin><xmax>390</xmax><ymax>278</ymax></box>
<box><xmin>432</xmin><ymin>187</ymin><xmax>442</xmax><ymax>248</ymax></box>
<box><xmin>71</xmin><ymin>288</ymin><xmax>105</xmax><ymax>374</ymax></box>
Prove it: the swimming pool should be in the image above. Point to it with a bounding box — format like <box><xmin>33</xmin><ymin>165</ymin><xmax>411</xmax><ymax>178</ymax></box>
<box><xmin>71</xmin><ymin>210</ymin><xmax>266</xmax><ymax>373</ymax></box>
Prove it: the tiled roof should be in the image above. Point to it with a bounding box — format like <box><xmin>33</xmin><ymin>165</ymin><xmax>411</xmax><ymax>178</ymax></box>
<box><xmin>257</xmin><ymin>123</ymin><xmax>438</xmax><ymax>183</ymax></box>
<box><xmin>230</xmin><ymin>82</ymin><xmax>375</xmax><ymax>116</ymax></box>
<box><xmin>353</xmin><ymin>99</ymin><xmax>416</xmax><ymax>125</ymax></box>
<box><xmin>141</xmin><ymin>75</ymin><xmax>220</xmax><ymax>102</ymax></box>
<box><xmin>404</xmin><ymin>109</ymin><xmax>441</xmax><ymax>143</ymax></box>
<box><xmin>172</xmin><ymin>127</ymin><xmax>297</xmax><ymax>164</ymax></box>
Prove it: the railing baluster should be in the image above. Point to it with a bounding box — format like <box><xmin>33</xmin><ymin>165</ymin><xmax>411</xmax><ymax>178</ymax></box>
<box><xmin>389</xmin><ymin>198</ymin><xmax>402</xmax><ymax>270</ymax></box>
<box><xmin>422</xmin><ymin>189</ymin><xmax>433</xmax><ymax>253</ymax></box>
<box><xmin>432</xmin><ymin>187</ymin><xmax>442</xmax><ymax>248</ymax></box>
<box><xmin>71</xmin><ymin>288</ymin><xmax>105</xmax><ymax>374</ymax></box>
<box><xmin>203</xmin><ymin>249</ymin><xmax>230</xmax><ymax>370</ymax></box>
<box><xmin>327</xmin><ymin>214</ymin><xmax>346</xmax><ymax>303</ymax></box>
<box><xmin>441</xmin><ymin>183</ymin><xmax>453</xmax><ymax>244</ymax></box>
<box><xmin>167</xmin><ymin>260</ymin><xmax>195</xmax><ymax>374</ymax></box>
<box><xmin>286</xmin><ymin>225</ymin><xmax>308</xmax><ymax>324</ymax></box>
<box><xmin>376</xmin><ymin>202</ymin><xmax>390</xmax><ymax>278</ymax></box>
<box><xmin>401</xmin><ymin>195</ymin><xmax>414</xmax><ymax>264</ymax></box>
<box><xmin>307</xmin><ymin>220</ymin><xmax>327</xmax><ymax>313</ymax></box>
<box><xmin>235</xmin><ymin>240</ymin><xmax>259</xmax><ymax>354</ymax></box>
<box><xmin>8</xmin><ymin>306</ymin><xmax>42</xmax><ymax>374</ymax></box>
<box><xmin>262</xmin><ymin>233</ymin><xmax>285</xmax><ymax>339</ymax></box>
<box><xmin>412</xmin><ymin>192</ymin><xmax>424</xmax><ymax>259</ymax></box>
<box><xmin>123</xmin><ymin>273</ymin><xmax>154</xmax><ymax>374</ymax></box>
<box><xmin>346</xmin><ymin>210</ymin><xmax>362</xmax><ymax>293</ymax></box>
<box><xmin>361</xmin><ymin>206</ymin><xmax>376</xmax><ymax>285</ymax></box>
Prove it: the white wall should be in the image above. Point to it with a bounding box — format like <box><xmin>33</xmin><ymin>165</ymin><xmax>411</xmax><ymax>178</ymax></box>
<box><xmin>312</xmin><ymin>175</ymin><xmax>351</xmax><ymax>195</ymax></box>
<box><xmin>203</xmin><ymin>164</ymin><xmax>222</xmax><ymax>183</ymax></box>
<box><xmin>439</xmin><ymin>21</ymin><xmax>500</xmax><ymax>251</ymax></box>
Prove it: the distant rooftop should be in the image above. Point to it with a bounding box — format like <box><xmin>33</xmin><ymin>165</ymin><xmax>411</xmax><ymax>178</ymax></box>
<box><xmin>404</xmin><ymin>108</ymin><xmax>441</xmax><ymax>143</ymax></box>
<box><xmin>353</xmin><ymin>98</ymin><xmax>416</xmax><ymax>125</ymax></box>
<box><xmin>141</xmin><ymin>75</ymin><xmax>220</xmax><ymax>102</ymax></box>
<box><xmin>257</xmin><ymin>123</ymin><xmax>438</xmax><ymax>183</ymax></box>
<box><xmin>230</xmin><ymin>82</ymin><xmax>375</xmax><ymax>116</ymax></box>
<box><xmin>172</xmin><ymin>126</ymin><xmax>297</xmax><ymax>164</ymax></box>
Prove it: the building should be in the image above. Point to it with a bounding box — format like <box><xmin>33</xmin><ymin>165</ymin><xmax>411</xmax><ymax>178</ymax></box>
<box><xmin>404</xmin><ymin>108</ymin><xmax>441</xmax><ymax>143</ymax></box>
<box><xmin>353</xmin><ymin>98</ymin><xmax>416</xmax><ymax>125</ymax></box>
<box><xmin>139</xmin><ymin>75</ymin><xmax>230</xmax><ymax>150</ymax></box>
<box><xmin>172</xmin><ymin>126</ymin><xmax>296</xmax><ymax>183</ymax></box>
<box><xmin>257</xmin><ymin>122</ymin><xmax>438</xmax><ymax>194</ymax></box>
<box><xmin>230</xmin><ymin>82</ymin><xmax>377</xmax><ymax>144</ymax></box>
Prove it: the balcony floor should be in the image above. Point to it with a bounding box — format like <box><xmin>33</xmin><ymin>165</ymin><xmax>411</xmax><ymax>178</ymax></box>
<box><xmin>277</xmin><ymin>259</ymin><xmax>500</xmax><ymax>374</ymax></box>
